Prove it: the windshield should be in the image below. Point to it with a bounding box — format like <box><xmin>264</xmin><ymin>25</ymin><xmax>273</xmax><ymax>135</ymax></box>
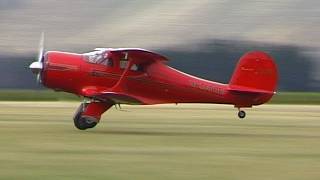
<box><xmin>83</xmin><ymin>50</ymin><xmax>113</xmax><ymax>66</ymax></box>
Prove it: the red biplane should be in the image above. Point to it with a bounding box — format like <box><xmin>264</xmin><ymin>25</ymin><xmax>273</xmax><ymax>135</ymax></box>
<box><xmin>29</xmin><ymin>35</ymin><xmax>278</xmax><ymax>130</ymax></box>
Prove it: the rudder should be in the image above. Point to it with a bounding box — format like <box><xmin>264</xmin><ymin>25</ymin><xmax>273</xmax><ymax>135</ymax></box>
<box><xmin>229</xmin><ymin>51</ymin><xmax>278</xmax><ymax>93</ymax></box>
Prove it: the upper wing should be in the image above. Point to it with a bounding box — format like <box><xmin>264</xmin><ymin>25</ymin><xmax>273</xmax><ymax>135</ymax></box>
<box><xmin>107</xmin><ymin>48</ymin><xmax>168</xmax><ymax>92</ymax></box>
<box><xmin>96</xmin><ymin>48</ymin><xmax>169</xmax><ymax>64</ymax></box>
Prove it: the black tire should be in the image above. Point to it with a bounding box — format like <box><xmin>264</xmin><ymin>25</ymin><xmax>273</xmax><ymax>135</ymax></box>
<box><xmin>74</xmin><ymin>116</ymin><xmax>97</xmax><ymax>130</ymax></box>
<box><xmin>238</xmin><ymin>110</ymin><xmax>246</xmax><ymax>119</ymax></box>
<box><xmin>73</xmin><ymin>103</ymin><xmax>86</xmax><ymax>121</ymax></box>
<box><xmin>73</xmin><ymin>103</ymin><xmax>97</xmax><ymax>130</ymax></box>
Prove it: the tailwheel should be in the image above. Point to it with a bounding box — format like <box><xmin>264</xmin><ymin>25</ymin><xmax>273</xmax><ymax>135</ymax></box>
<box><xmin>73</xmin><ymin>103</ymin><xmax>98</xmax><ymax>130</ymax></box>
<box><xmin>238</xmin><ymin>110</ymin><xmax>246</xmax><ymax>119</ymax></box>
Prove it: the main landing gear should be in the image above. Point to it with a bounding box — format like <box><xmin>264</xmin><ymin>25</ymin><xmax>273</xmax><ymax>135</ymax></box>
<box><xmin>73</xmin><ymin>100</ymin><xmax>113</xmax><ymax>130</ymax></box>
<box><xmin>73</xmin><ymin>103</ymin><xmax>97</xmax><ymax>130</ymax></box>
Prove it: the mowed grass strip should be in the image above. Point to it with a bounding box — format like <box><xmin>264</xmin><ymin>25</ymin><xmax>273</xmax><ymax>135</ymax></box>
<box><xmin>1</xmin><ymin>90</ymin><xmax>320</xmax><ymax>104</ymax></box>
<box><xmin>270</xmin><ymin>92</ymin><xmax>320</xmax><ymax>105</ymax></box>
<box><xmin>0</xmin><ymin>102</ymin><xmax>319</xmax><ymax>180</ymax></box>
<box><xmin>0</xmin><ymin>90</ymin><xmax>80</xmax><ymax>101</ymax></box>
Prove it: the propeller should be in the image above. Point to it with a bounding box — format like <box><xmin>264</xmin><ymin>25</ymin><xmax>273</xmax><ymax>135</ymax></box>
<box><xmin>29</xmin><ymin>32</ymin><xmax>45</xmax><ymax>84</ymax></box>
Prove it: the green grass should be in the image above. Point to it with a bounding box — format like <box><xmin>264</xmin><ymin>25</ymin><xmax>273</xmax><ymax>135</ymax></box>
<box><xmin>0</xmin><ymin>90</ymin><xmax>319</xmax><ymax>104</ymax></box>
<box><xmin>0</xmin><ymin>90</ymin><xmax>80</xmax><ymax>101</ymax></box>
<box><xmin>0</xmin><ymin>102</ymin><xmax>319</xmax><ymax>180</ymax></box>
<box><xmin>270</xmin><ymin>92</ymin><xmax>320</xmax><ymax>105</ymax></box>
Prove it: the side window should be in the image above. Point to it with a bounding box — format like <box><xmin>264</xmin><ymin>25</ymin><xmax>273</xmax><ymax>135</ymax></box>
<box><xmin>131</xmin><ymin>64</ymin><xmax>138</xmax><ymax>71</ymax></box>
<box><xmin>119</xmin><ymin>60</ymin><xmax>127</xmax><ymax>69</ymax></box>
<box><xmin>131</xmin><ymin>64</ymin><xmax>143</xmax><ymax>71</ymax></box>
<box><xmin>107</xmin><ymin>59</ymin><xmax>114</xmax><ymax>67</ymax></box>
<box><xmin>119</xmin><ymin>61</ymin><xmax>142</xmax><ymax>72</ymax></box>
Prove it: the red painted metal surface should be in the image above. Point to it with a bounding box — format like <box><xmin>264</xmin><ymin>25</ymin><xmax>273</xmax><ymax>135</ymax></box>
<box><xmin>82</xmin><ymin>102</ymin><xmax>113</xmax><ymax>121</ymax></box>
<box><xmin>38</xmin><ymin>49</ymin><xmax>278</xmax><ymax>119</ymax></box>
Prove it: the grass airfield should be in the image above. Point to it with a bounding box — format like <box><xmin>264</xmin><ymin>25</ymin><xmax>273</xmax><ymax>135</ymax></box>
<box><xmin>0</xmin><ymin>102</ymin><xmax>320</xmax><ymax>180</ymax></box>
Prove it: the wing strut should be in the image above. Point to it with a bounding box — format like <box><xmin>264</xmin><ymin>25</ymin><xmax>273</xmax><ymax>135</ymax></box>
<box><xmin>112</xmin><ymin>54</ymin><xmax>134</xmax><ymax>92</ymax></box>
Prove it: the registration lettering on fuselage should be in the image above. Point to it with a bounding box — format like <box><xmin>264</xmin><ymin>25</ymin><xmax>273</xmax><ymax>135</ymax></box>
<box><xmin>190</xmin><ymin>81</ymin><xmax>225</xmax><ymax>95</ymax></box>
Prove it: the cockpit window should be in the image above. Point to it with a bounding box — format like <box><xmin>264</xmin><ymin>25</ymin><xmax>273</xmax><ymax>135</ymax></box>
<box><xmin>119</xmin><ymin>60</ymin><xmax>127</xmax><ymax>69</ymax></box>
<box><xmin>84</xmin><ymin>50</ymin><xmax>142</xmax><ymax>71</ymax></box>
<box><xmin>131</xmin><ymin>64</ymin><xmax>139</xmax><ymax>71</ymax></box>
<box><xmin>83</xmin><ymin>50</ymin><xmax>113</xmax><ymax>67</ymax></box>
<box><xmin>119</xmin><ymin>60</ymin><xmax>141</xmax><ymax>71</ymax></box>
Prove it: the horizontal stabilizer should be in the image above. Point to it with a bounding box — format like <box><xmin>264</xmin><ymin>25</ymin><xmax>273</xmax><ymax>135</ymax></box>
<box><xmin>228</xmin><ymin>85</ymin><xmax>275</xmax><ymax>95</ymax></box>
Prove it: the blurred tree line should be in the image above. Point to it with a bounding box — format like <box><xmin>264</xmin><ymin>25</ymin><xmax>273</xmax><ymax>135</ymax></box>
<box><xmin>0</xmin><ymin>39</ymin><xmax>317</xmax><ymax>91</ymax></box>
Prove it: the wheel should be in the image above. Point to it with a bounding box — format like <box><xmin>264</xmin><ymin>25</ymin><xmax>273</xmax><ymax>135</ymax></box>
<box><xmin>238</xmin><ymin>110</ymin><xmax>246</xmax><ymax>119</ymax></box>
<box><xmin>73</xmin><ymin>103</ymin><xmax>97</xmax><ymax>130</ymax></box>
<box><xmin>74</xmin><ymin>116</ymin><xmax>97</xmax><ymax>130</ymax></box>
<box><xmin>73</xmin><ymin>103</ymin><xmax>86</xmax><ymax>121</ymax></box>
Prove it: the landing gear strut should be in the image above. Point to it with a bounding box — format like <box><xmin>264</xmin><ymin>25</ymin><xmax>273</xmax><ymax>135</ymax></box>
<box><xmin>237</xmin><ymin>110</ymin><xmax>246</xmax><ymax>119</ymax></box>
<box><xmin>73</xmin><ymin>100</ymin><xmax>113</xmax><ymax>130</ymax></box>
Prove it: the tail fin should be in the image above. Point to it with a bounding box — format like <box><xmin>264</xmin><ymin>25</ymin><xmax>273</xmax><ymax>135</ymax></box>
<box><xmin>229</xmin><ymin>51</ymin><xmax>278</xmax><ymax>94</ymax></box>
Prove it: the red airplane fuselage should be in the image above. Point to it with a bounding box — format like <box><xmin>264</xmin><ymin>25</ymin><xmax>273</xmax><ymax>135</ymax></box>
<box><xmin>43</xmin><ymin>51</ymin><xmax>274</xmax><ymax>105</ymax></box>
<box><xmin>30</xmin><ymin>48</ymin><xmax>278</xmax><ymax>130</ymax></box>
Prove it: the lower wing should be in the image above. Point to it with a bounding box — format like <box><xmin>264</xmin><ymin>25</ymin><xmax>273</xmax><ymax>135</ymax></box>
<box><xmin>81</xmin><ymin>87</ymin><xmax>153</xmax><ymax>105</ymax></box>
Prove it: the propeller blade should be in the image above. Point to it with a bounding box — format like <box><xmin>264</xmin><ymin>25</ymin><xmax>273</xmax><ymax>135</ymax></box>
<box><xmin>29</xmin><ymin>32</ymin><xmax>46</xmax><ymax>84</ymax></box>
<box><xmin>38</xmin><ymin>32</ymin><xmax>45</xmax><ymax>63</ymax></box>
<box><xmin>36</xmin><ymin>73</ymin><xmax>41</xmax><ymax>84</ymax></box>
